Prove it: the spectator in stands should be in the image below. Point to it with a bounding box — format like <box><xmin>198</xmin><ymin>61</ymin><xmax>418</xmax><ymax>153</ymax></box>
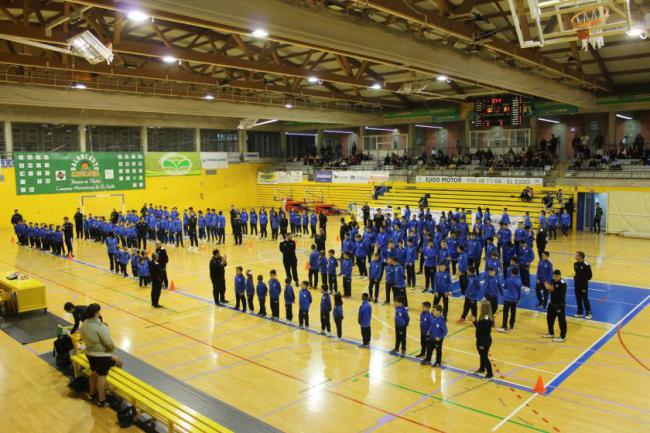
<box><xmin>519</xmin><ymin>187</ymin><xmax>533</xmax><ymax>203</ymax></box>
<box><xmin>542</xmin><ymin>192</ymin><xmax>554</xmax><ymax>209</ymax></box>
<box><xmin>80</xmin><ymin>303</ymin><xmax>123</xmax><ymax>407</ymax></box>
<box><xmin>633</xmin><ymin>133</ymin><xmax>645</xmax><ymax>157</ymax></box>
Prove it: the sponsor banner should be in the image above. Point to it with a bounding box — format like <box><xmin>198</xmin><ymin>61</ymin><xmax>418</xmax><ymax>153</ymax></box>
<box><xmin>415</xmin><ymin>176</ymin><xmax>543</xmax><ymax>186</ymax></box>
<box><xmin>14</xmin><ymin>152</ymin><xmax>145</xmax><ymax>195</ymax></box>
<box><xmin>1</xmin><ymin>159</ymin><xmax>13</xmax><ymax>168</ymax></box>
<box><xmin>145</xmin><ymin>152</ymin><xmax>201</xmax><ymax>176</ymax></box>
<box><xmin>315</xmin><ymin>171</ymin><xmax>333</xmax><ymax>183</ymax></box>
<box><xmin>226</xmin><ymin>152</ymin><xmax>260</xmax><ymax>163</ymax></box>
<box><xmin>200</xmin><ymin>152</ymin><xmax>229</xmax><ymax>169</ymax></box>
<box><xmin>257</xmin><ymin>171</ymin><xmax>303</xmax><ymax>184</ymax></box>
<box><xmin>331</xmin><ymin>170</ymin><xmax>390</xmax><ymax>184</ymax></box>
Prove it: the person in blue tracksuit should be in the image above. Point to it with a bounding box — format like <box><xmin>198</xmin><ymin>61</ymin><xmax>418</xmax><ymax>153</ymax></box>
<box><xmin>333</xmin><ymin>292</ymin><xmax>344</xmax><ymax>339</ymax></box>
<box><xmin>105</xmin><ymin>233</ymin><xmax>118</xmax><ymax>272</ymax></box>
<box><xmin>502</xmin><ymin>241</ymin><xmax>516</xmax><ymax>275</ymax></box>
<box><xmin>497</xmin><ymin>222</ymin><xmax>512</xmax><ymax>259</ymax></box>
<box><xmin>245</xmin><ymin>271</ymin><xmax>255</xmax><ymax>312</ymax></box>
<box><xmin>309</xmin><ymin>211</ymin><xmax>318</xmax><ymax>238</ymax></box>
<box><xmin>256</xmin><ymin>275</ymin><xmax>268</xmax><ymax>317</ymax></box>
<box><xmin>318</xmin><ymin>250</ymin><xmax>328</xmax><ymax>291</ymax></box>
<box><xmin>433</xmin><ymin>262</ymin><xmax>452</xmax><ymax>319</ymax></box>
<box><xmin>457</xmin><ymin>245</ymin><xmax>469</xmax><ymax>295</ymax></box>
<box><xmin>467</xmin><ymin>232</ymin><xmax>482</xmax><ymax>271</ymax></box>
<box><xmin>368</xmin><ymin>253</ymin><xmax>382</xmax><ymax>303</ymax></box>
<box><xmin>137</xmin><ymin>254</ymin><xmax>150</xmax><ymax>287</ymax></box>
<box><xmin>198</xmin><ymin>211</ymin><xmax>207</xmax><ymax>241</ymax></box>
<box><xmin>483</xmin><ymin>267</ymin><xmax>501</xmax><ymax>314</ymax></box>
<box><xmin>249</xmin><ymin>209</ymin><xmax>258</xmax><ymax>236</ymax></box>
<box><xmin>416</xmin><ymin>302</ymin><xmax>433</xmax><ymax>358</ymax></box>
<box><xmin>240</xmin><ymin>210</ymin><xmax>248</xmax><ymax>236</ymax></box>
<box><xmin>298</xmin><ymin>281</ymin><xmax>312</xmax><ymax>328</ymax></box>
<box><xmin>384</xmin><ymin>258</ymin><xmax>395</xmax><ymax>305</ymax></box>
<box><xmin>327</xmin><ymin>249</ymin><xmax>339</xmax><ymax>293</ymax></box>
<box><xmin>234</xmin><ymin>266</ymin><xmax>247</xmax><ymax>312</ymax></box>
<box><xmin>514</xmin><ymin>221</ymin><xmax>527</xmax><ymax>244</ymax></box>
<box><xmin>423</xmin><ymin>305</ymin><xmax>448</xmax><ymax>367</ymax></box>
<box><xmin>517</xmin><ymin>241</ymin><xmax>535</xmax><ymax>289</ymax></box>
<box><xmin>171</xmin><ymin>218</ymin><xmax>183</xmax><ymax>247</ymax></box>
<box><xmin>320</xmin><ymin>289</ymin><xmax>332</xmax><ymax>336</ymax></box>
<box><xmin>118</xmin><ymin>247</ymin><xmax>130</xmax><ymax>277</ymax></box>
<box><xmin>269</xmin><ymin>270</ymin><xmax>282</xmax><ymax>320</ymax></box>
<box><xmin>547</xmin><ymin>210</ymin><xmax>558</xmax><ymax>240</ymax></box>
<box><xmin>405</xmin><ymin>238</ymin><xmax>417</xmax><ymax>288</ymax></box>
<box><xmin>354</xmin><ymin>234</ymin><xmax>369</xmax><ymax>278</ymax></box>
<box><xmin>422</xmin><ymin>240</ymin><xmax>437</xmax><ymax>293</ymax></box>
<box><xmin>535</xmin><ymin>251</ymin><xmax>553</xmax><ymax>310</ymax></box>
<box><xmin>284</xmin><ymin>278</ymin><xmax>295</xmax><ymax>321</ymax></box>
<box><xmin>390</xmin><ymin>297</ymin><xmax>410</xmax><ymax>356</ymax></box>
<box><xmin>392</xmin><ymin>257</ymin><xmax>408</xmax><ymax>307</ymax></box>
<box><xmin>340</xmin><ymin>252</ymin><xmax>353</xmax><ymax>297</ymax></box>
<box><xmin>539</xmin><ymin>210</ymin><xmax>548</xmax><ymax>231</ymax></box>
<box><xmin>259</xmin><ymin>210</ymin><xmax>268</xmax><ymax>239</ymax></box>
<box><xmin>499</xmin><ymin>267</ymin><xmax>522</xmax><ymax>332</ymax></box>
<box><xmin>358</xmin><ymin>293</ymin><xmax>372</xmax><ymax>347</ymax></box>
<box><xmin>302</xmin><ymin>212</ymin><xmax>309</xmax><ymax>236</ymax></box>
<box><xmin>460</xmin><ymin>266</ymin><xmax>483</xmax><ymax>321</ymax></box>
<box><xmin>308</xmin><ymin>244</ymin><xmax>320</xmax><ymax>288</ymax></box>
<box><xmin>270</xmin><ymin>211</ymin><xmax>279</xmax><ymax>241</ymax></box>
<box><xmin>500</xmin><ymin>208</ymin><xmax>510</xmax><ymax>226</ymax></box>
<box><xmin>560</xmin><ymin>209</ymin><xmax>571</xmax><ymax>238</ymax></box>
<box><xmin>130</xmin><ymin>248</ymin><xmax>140</xmax><ymax>279</ymax></box>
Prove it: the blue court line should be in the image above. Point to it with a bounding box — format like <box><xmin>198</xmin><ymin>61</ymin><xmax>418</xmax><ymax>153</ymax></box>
<box><xmin>544</xmin><ymin>294</ymin><xmax>650</xmax><ymax>395</ymax></box>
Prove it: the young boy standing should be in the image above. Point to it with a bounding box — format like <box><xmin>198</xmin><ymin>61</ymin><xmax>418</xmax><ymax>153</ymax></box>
<box><xmin>256</xmin><ymin>275</ymin><xmax>268</xmax><ymax>317</ymax></box>
<box><xmin>269</xmin><ymin>270</ymin><xmax>282</xmax><ymax>320</ymax></box>
<box><xmin>333</xmin><ymin>292</ymin><xmax>344</xmax><ymax>339</ymax></box>
<box><xmin>392</xmin><ymin>257</ymin><xmax>408</xmax><ymax>307</ymax></box>
<box><xmin>459</xmin><ymin>266</ymin><xmax>483</xmax><ymax>322</ymax></box>
<box><xmin>573</xmin><ymin>251</ymin><xmax>593</xmax><ymax>319</ymax></box>
<box><xmin>536</xmin><ymin>251</ymin><xmax>554</xmax><ymax>311</ymax></box>
<box><xmin>390</xmin><ymin>297</ymin><xmax>410</xmax><ymax>357</ymax></box>
<box><xmin>245</xmin><ymin>271</ymin><xmax>255</xmax><ymax>312</ymax></box>
<box><xmin>433</xmin><ymin>263</ymin><xmax>452</xmax><ymax>319</ymax></box>
<box><xmin>368</xmin><ymin>253</ymin><xmax>382</xmax><ymax>303</ymax></box>
<box><xmin>358</xmin><ymin>293</ymin><xmax>372</xmax><ymax>348</ymax></box>
<box><xmin>284</xmin><ymin>278</ymin><xmax>295</xmax><ymax>321</ymax></box>
<box><xmin>318</xmin><ymin>250</ymin><xmax>328</xmax><ymax>292</ymax></box>
<box><xmin>234</xmin><ymin>266</ymin><xmax>247</xmax><ymax>312</ymax></box>
<box><xmin>308</xmin><ymin>244</ymin><xmax>320</xmax><ymax>289</ymax></box>
<box><xmin>422</xmin><ymin>305</ymin><xmax>447</xmax><ymax>367</ymax></box>
<box><xmin>340</xmin><ymin>252</ymin><xmax>353</xmax><ymax>297</ymax></box>
<box><xmin>298</xmin><ymin>281</ymin><xmax>313</xmax><ymax>328</ymax></box>
<box><xmin>327</xmin><ymin>249</ymin><xmax>339</xmax><ymax>293</ymax></box>
<box><xmin>499</xmin><ymin>267</ymin><xmax>522</xmax><ymax>332</ymax></box>
<box><xmin>416</xmin><ymin>302</ymin><xmax>433</xmax><ymax>358</ymax></box>
<box><xmin>320</xmin><ymin>288</ymin><xmax>332</xmax><ymax>336</ymax></box>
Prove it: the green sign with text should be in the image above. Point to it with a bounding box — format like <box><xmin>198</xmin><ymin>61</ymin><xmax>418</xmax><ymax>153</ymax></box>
<box><xmin>144</xmin><ymin>152</ymin><xmax>202</xmax><ymax>176</ymax></box>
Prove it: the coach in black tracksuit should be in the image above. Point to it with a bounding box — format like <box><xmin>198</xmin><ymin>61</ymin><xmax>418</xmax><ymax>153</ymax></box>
<box><xmin>137</xmin><ymin>218</ymin><xmax>148</xmax><ymax>249</ymax></box>
<box><xmin>74</xmin><ymin>208</ymin><xmax>84</xmax><ymax>239</ymax></box>
<box><xmin>279</xmin><ymin>235</ymin><xmax>299</xmax><ymax>285</ymax></box>
<box><xmin>573</xmin><ymin>251</ymin><xmax>593</xmax><ymax>318</ymax></box>
<box><xmin>545</xmin><ymin>270</ymin><xmax>568</xmax><ymax>341</ymax></box>
<box><xmin>155</xmin><ymin>242</ymin><xmax>169</xmax><ymax>288</ymax></box>
<box><xmin>210</xmin><ymin>250</ymin><xmax>228</xmax><ymax>305</ymax></box>
<box><xmin>150</xmin><ymin>254</ymin><xmax>163</xmax><ymax>308</ymax></box>
<box><xmin>63</xmin><ymin>217</ymin><xmax>74</xmax><ymax>256</ymax></box>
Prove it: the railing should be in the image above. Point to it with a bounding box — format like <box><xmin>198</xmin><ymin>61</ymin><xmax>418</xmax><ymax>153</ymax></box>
<box><xmin>418</xmin><ymin>166</ymin><xmax>550</xmax><ymax>178</ymax></box>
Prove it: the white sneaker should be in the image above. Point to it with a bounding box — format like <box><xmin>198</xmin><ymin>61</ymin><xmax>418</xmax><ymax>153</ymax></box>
<box><xmin>542</xmin><ymin>334</ymin><xmax>554</xmax><ymax>338</ymax></box>
<box><xmin>553</xmin><ymin>337</ymin><xmax>566</xmax><ymax>343</ymax></box>
<box><xmin>497</xmin><ymin>327</ymin><xmax>508</xmax><ymax>333</ymax></box>
<box><xmin>573</xmin><ymin>313</ymin><xmax>583</xmax><ymax>318</ymax></box>
<box><xmin>585</xmin><ymin>314</ymin><xmax>592</xmax><ymax>320</ymax></box>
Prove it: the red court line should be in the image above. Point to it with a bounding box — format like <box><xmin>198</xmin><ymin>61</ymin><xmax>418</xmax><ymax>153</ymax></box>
<box><xmin>2</xmin><ymin>257</ymin><xmax>447</xmax><ymax>433</ymax></box>
<box><xmin>616</xmin><ymin>327</ymin><xmax>650</xmax><ymax>373</ymax></box>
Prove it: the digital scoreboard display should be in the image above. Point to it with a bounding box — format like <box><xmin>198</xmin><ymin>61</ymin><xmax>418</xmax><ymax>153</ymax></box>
<box><xmin>474</xmin><ymin>95</ymin><xmax>523</xmax><ymax>128</ymax></box>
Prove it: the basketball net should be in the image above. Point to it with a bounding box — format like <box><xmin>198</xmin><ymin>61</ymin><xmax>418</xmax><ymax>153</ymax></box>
<box><xmin>571</xmin><ymin>7</ymin><xmax>609</xmax><ymax>51</ymax></box>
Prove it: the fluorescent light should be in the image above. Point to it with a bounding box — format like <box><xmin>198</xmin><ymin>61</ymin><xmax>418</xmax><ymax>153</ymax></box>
<box><xmin>67</xmin><ymin>30</ymin><xmax>113</xmax><ymax>65</ymax></box>
<box><xmin>203</xmin><ymin>94</ymin><xmax>214</xmax><ymax>100</ymax></box>
<box><xmin>127</xmin><ymin>10</ymin><xmax>149</xmax><ymax>22</ymax></box>
<box><xmin>285</xmin><ymin>132</ymin><xmax>318</xmax><ymax>137</ymax></box>
<box><xmin>436</xmin><ymin>75</ymin><xmax>448</xmax><ymax>81</ymax></box>
<box><xmin>285</xmin><ymin>103</ymin><xmax>294</xmax><ymax>109</ymax></box>
<box><xmin>616</xmin><ymin>114</ymin><xmax>633</xmax><ymax>120</ymax></box>
<box><xmin>415</xmin><ymin>124</ymin><xmax>443</xmax><ymax>129</ymax></box>
<box><xmin>538</xmin><ymin>117</ymin><xmax>560</xmax><ymax>124</ymax></box>
<box><xmin>365</xmin><ymin>126</ymin><xmax>397</xmax><ymax>132</ymax></box>
<box><xmin>323</xmin><ymin>130</ymin><xmax>354</xmax><ymax>134</ymax></box>
<box><xmin>251</xmin><ymin>119</ymin><xmax>278</xmax><ymax>127</ymax></box>
<box><xmin>307</xmin><ymin>76</ymin><xmax>319</xmax><ymax>83</ymax></box>
<box><xmin>370</xmin><ymin>83</ymin><xmax>382</xmax><ymax>90</ymax></box>
<box><xmin>251</xmin><ymin>29</ymin><xmax>269</xmax><ymax>38</ymax></box>
<box><xmin>162</xmin><ymin>55</ymin><xmax>177</xmax><ymax>64</ymax></box>
<box><xmin>627</xmin><ymin>27</ymin><xmax>643</xmax><ymax>36</ymax></box>
<box><xmin>72</xmin><ymin>82</ymin><xmax>87</xmax><ymax>89</ymax></box>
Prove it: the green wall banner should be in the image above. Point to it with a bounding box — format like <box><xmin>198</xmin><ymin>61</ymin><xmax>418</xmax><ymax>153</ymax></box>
<box><xmin>144</xmin><ymin>152</ymin><xmax>201</xmax><ymax>176</ymax></box>
<box><xmin>14</xmin><ymin>152</ymin><xmax>145</xmax><ymax>195</ymax></box>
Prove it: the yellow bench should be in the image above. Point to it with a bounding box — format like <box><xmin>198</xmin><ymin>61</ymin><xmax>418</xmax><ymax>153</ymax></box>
<box><xmin>71</xmin><ymin>353</ymin><xmax>233</xmax><ymax>433</ymax></box>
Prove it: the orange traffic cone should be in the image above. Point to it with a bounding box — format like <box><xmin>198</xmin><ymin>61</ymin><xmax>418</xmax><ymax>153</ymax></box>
<box><xmin>304</xmin><ymin>262</ymin><xmax>309</xmax><ymax>270</ymax></box>
<box><xmin>169</xmin><ymin>281</ymin><xmax>176</xmax><ymax>292</ymax></box>
<box><xmin>336</xmin><ymin>235</ymin><xmax>340</xmax><ymax>242</ymax></box>
<box><xmin>533</xmin><ymin>375</ymin><xmax>546</xmax><ymax>394</ymax></box>
<box><xmin>10</xmin><ymin>236</ymin><xmax>15</xmax><ymax>243</ymax></box>
<box><xmin>67</xmin><ymin>252</ymin><xmax>73</xmax><ymax>260</ymax></box>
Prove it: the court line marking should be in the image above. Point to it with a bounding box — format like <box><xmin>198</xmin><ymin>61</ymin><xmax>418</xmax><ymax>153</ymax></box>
<box><xmin>616</xmin><ymin>327</ymin><xmax>650</xmax><ymax>373</ymax></box>
<box><xmin>492</xmin><ymin>393</ymin><xmax>539</xmax><ymax>431</ymax></box>
<box><xmin>544</xmin><ymin>294</ymin><xmax>650</xmax><ymax>395</ymax></box>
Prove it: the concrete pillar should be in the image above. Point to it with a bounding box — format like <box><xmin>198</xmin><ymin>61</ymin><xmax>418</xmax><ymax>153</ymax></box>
<box><xmin>280</xmin><ymin>129</ymin><xmax>287</xmax><ymax>159</ymax></box>
<box><xmin>529</xmin><ymin>115</ymin><xmax>538</xmax><ymax>149</ymax></box>
<box><xmin>140</xmin><ymin>126</ymin><xmax>148</xmax><ymax>153</ymax></box>
<box><xmin>4</xmin><ymin>120</ymin><xmax>13</xmax><ymax>158</ymax></box>
<box><xmin>408</xmin><ymin>123</ymin><xmax>416</xmax><ymax>155</ymax></box>
<box><xmin>607</xmin><ymin>111</ymin><xmax>616</xmax><ymax>147</ymax></box>
<box><xmin>464</xmin><ymin>117</ymin><xmax>472</xmax><ymax>151</ymax></box>
<box><xmin>316</xmin><ymin>129</ymin><xmax>323</xmax><ymax>155</ymax></box>
<box><xmin>194</xmin><ymin>128</ymin><xmax>201</xmax><ymax>152</ymax></box>
<box><xmin>358</xmin><ymin>127</ymin><xmax>365</xmax><ymax>156</ymax></box>
<box><xmin>79</xmin><ymin>124</ymin><xmax>87</xmax><ymax>152</ymax></box>
<box><xmin>237</xmin><ymin>129</ymin><xmax>247</xmax><ymax>153</ymax></box>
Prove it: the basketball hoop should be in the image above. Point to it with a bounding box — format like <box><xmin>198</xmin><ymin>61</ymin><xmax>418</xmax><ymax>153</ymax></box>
<box><xmin>571</xmin><ymin>7</ymin><xmax>610</xmax><ymax>51</ymax></box>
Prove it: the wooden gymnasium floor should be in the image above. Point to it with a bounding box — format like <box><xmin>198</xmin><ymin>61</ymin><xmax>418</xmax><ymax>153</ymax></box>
<box><xmin>1</xmin><ymin>223</ymin><xmax>649</xmax><ymax>433</ymax></box>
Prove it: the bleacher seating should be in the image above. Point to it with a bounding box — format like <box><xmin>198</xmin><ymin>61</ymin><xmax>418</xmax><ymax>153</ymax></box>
<box><xmin>256</xmin><ymin>182</ymin><xmax>374</xmax><ymax>211</ymax></box>
<box><xmin>71</xmin><ymin>353</ymin><xmax>232</xmax><ymax>433</ymax></box>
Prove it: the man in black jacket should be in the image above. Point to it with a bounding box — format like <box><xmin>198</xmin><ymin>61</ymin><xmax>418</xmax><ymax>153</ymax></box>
<box><xmin>62</xmin><ymin>217</ymin><xmax>74</xmax><ymax>257</ymax></box>
<box><xmin>10</xmin><ymin>209</ymin><xmax>23</xmax><ymax>226</ymax></box>
<box><xmin>110</xmin><ymin>208</ymin><xmax>119</xmax><ymax>224</ymax></box>
<box><xmin>188</xmin><ymin>211</ymin><xmax>199</xmax><ymax>251</ymax></box>
<box><xmin>210</xmin><ymin>249</ymin><xmax>228</xmax><ymax>305</ymax></box>
<box><xmin>279</xmin><ymin>234</ymin><xmax>299</xmax><ymax>285</ymax></box>
<box><xmin>150</xmin><ymin>253</ymin><xmax>163</xmax><ymax>308</ymax></box>
<box><xmin>573</xmin><ymin>251</ymin><xmax>593</xmax><ymax>319</ymax></box>
<box><xmin>318</xmin><ymin>211</ymin><xmax>328</xmax><ymax>234</ymax></box>
<box><xmin>64</xmin><ymin>302</ymin><xmax>89</xmax><ymax>333</ymax></box>
<box><xmin>155</xmin><ymin>241</ymin><xmax>169</xmax><ymax>288</ymax></box>
<box><xmin>232</xmin><ymin>216</ymin><xmax>243</xmax><ymax>245</ymax></box>
<box><xmin>73</xmin><ymin>208</ymin><xmax>84</xmax><ymax>239</ymax></box>
<box><xmin>543</xmin><ymin>270</ymin><xmax>568</xmax><ymax>342</ymax></box>
<box><xmin>361</xmin><ymin>203</ymin><xmax>371</xmax><ymax>228</ymax></box>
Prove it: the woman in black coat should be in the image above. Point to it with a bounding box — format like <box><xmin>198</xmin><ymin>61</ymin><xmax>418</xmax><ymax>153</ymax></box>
<box><xmin>473</xmin><ymin>300</ymin><xmax>494</xmax><ymax>379</ymax></box>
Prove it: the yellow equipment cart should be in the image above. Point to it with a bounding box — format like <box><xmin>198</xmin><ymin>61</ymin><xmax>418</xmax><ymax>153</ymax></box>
<box><xmin>0</xmin><ymin>271</ymin><xmax>47</xmax><ymax>314</ymax></box>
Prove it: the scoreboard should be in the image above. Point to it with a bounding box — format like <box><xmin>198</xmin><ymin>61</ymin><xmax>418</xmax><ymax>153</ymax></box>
<box><xmin>474</xmin><ymin>95</ymin><xmax>523</xmax><ymax>128</ymax></box>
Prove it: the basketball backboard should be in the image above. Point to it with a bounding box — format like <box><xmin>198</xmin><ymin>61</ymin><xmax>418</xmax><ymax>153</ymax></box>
<box><xmin>507</xmin><ymin>0</ymin><xmax>634</xmax><ymax>50</ymax></box>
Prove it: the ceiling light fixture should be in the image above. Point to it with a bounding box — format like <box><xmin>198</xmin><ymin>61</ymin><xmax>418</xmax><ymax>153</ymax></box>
<box><xmin>616</xmin><ymin>114</ymin><xmax>633</xmax><ymax>120</ymax></box>
<box><xmin>285</xmin><ymin>132</ymin><xmax>318</xmax><ymax>136</ymax></box>
<box><xmin>538</xmin><ymin>117</ymin><xmax>560</xmax><ymax>124</ymax></box>
<box><xmin>370</xmin><ymin>83</ymin><xmax>382</xmax><ymax>90</ymax></box>
<box><xmin>251</xmin><ymin>29</ymin><xmax>269</xmax><ymax>38</ymax></box>
<box><xmin>72</xmin><ymin>82</ymin><xmax>87</xmax><ymax>90</ymax></box>
<box><xmin>251</xmin><ymin>119</ymin><xmax>279</xmax><ymax>127</ymax></box>
<box><xmin>436</xmin><ymin>75</ymin><xmax>448</xmax><ymax>81</ymax></box>
<box><xmin>307</xmin><ymin>76</ymin><xmax>319</xmax><ymax>83</ymax></box>
<box><xmin>67</xmin><ymin>30</ymin><xmax>114</xmax><ymax>65</ymax></box>
<box><xmin>365</xmin><ymin>126</ymin><xmax>397</xmax><ymax>132</ymax></box>
<box><xmin>203</xmin><ymin>94</ymin><xmax>214</xmax><ymax>100</ymax></box>
<box><xmin>126</xmin><ymin>10</ymin><xmax>149</xmax><ymax>22</ymax></box>
<box><xmin>162</xmin><ymin>55</ymin><xmax>178</xmax><ymax>64</ymax></box>
<box><xmin>415</xmin><ymin>124</ymin><xmax>443</xmax><ymax>129</ymax></box>
<box><xmin>323</xmin><ymin>130</ymin><xmax>354</xmax><ymax>134</ymax></box>
<box><xmin>285</xmin><ymin>103</ymin><xmax>294</xmax><ymax>109</ymax></box>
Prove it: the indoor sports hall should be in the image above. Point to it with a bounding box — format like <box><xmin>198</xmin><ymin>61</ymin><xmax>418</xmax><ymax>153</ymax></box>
<box><xmin>1</xmin><ymin>1</ymin><xmax>649</xmax><ymax>433</ymax></box>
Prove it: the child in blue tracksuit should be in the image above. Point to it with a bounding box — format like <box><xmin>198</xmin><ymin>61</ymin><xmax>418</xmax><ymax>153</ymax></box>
<box><xmin>256</xmin><ymin>275</ymin><xmax>268</xmax><ymax>316</ymax></box>
<box><xmin>423</xmin><ymin>305</ymin><xmax>448</xmax><ymax>367</ymax></box>
<box><xmin>405</xmin><ymin>239</ymin><xmax>417</xmax><ymax>287</ymax></box>
<box><xmin>327</xmin><ymin>249</ymin><xmax>339</xmax><ymax>293</ymax></box>
<box><xmin>130</xmin><ymin>249</ymin><xmax>140</xmax><ymax>279</ymax></box>
<box><xmin>422</xmin><ymin>241</ymin><xmax>437</xmax><ymax>293</ymax></box>
<box><xmin>433</xmin><ymin>263</ymin><xmax>452</xmax><ymax>319</ymax></box>
<box><xmin>384</xmin><ymin>260</ymin><xmax>395</xmax><ymax>305</ymax></box>
<box><xmin>320</xmin><ymin>288</ymin><xmax>332</xmax><ymax>336</ymax></box>
<box><xmin>105</xmin><ymin>233</ymin><xmax>118</xmax><ymax>272</ymax></box>
<box><xmin>483</xmin><ymin>267</ymin><xmax>501</xmax><ymax>314</ymax></box>
<box><xmin>234</xmin><ymin>266</ymin><xmax>247</xmax><ymax>312</ymax></box>
<box><xmin>460</xmin><ymin>266</ymin><xmax>482</xmax><ymax>321</ymax></box>
<box><xmin>499</xmin><ymin>267</ymin><xmax>522</xmax><ymax>332</ymax></box>
<box><xmin>416</xmin><ymin>302</ymin><xmax>433</xmax><ymax>358</ymax></box>
<box><xmin>118</xmin><ymin>247</ymin><xmax>130</xmax><ymax>277</ymax></box>
<box><xmin>308</xmin><ymin>244</ymin><xmax>320</xmax><ymax>288</ymax></box>
<box><xmin>392</xmin><ymin>258</ymin><xmax>408</xmax><ymax>307</ymax></box>
<box><xmin>318</xmin><ymin>250</ymin><xmax>328</xmax><ymax>291</ymax></box>
<box><xmin>340</xmin><ymin>252</ymin><xmax>353</xmax><ymax>297</ymax></box>
<box><xmin>368</xmin><ymin>253</ymin><xmax>382</xmax><ymax>303</ymax></box>
<box><xmin>269</xmin><ymin>270</ymin><xmax>282</xmax><ymax>320</ymax></box>
<box><xmin>391</xmin><ymin>296</ymin><xmax>410</xmax><ymax>356</ymax></box>
<box><xmin>358</xmin><ymin>293</ymin><xmax>372</xmax><ymax>347</ymax></box>
<box><xmin>333</xmin><ymin>292</ymin><xmax>344</xmax><ymax>338</ymax></box>
<box><xmin>560</xmin><ymin>210</ymin><xmax>571</xmax><ymax>238</ymax></box>
<box><xmin>284</xmin><ymin>278</ymin><xmax>295</xmax><ymax>321</ymax></box>
<box><xmin>298</xmin><ymin>281</ymin><xmax>312</xmax><ymax>328</ymax></box>
<box><xmin>536</xmin><ymin>251</ymin><xmax>554</xmax><ymax>310</ymax></box>
<box><xmin>137</xmin><ymin>254</ymin><xmax>150</xmax><ymax>287</ymax></box>
<box><xmin>245</xmin><ymin>271</ymin><xmax>255</xmax><ymax>312</ymax></box>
